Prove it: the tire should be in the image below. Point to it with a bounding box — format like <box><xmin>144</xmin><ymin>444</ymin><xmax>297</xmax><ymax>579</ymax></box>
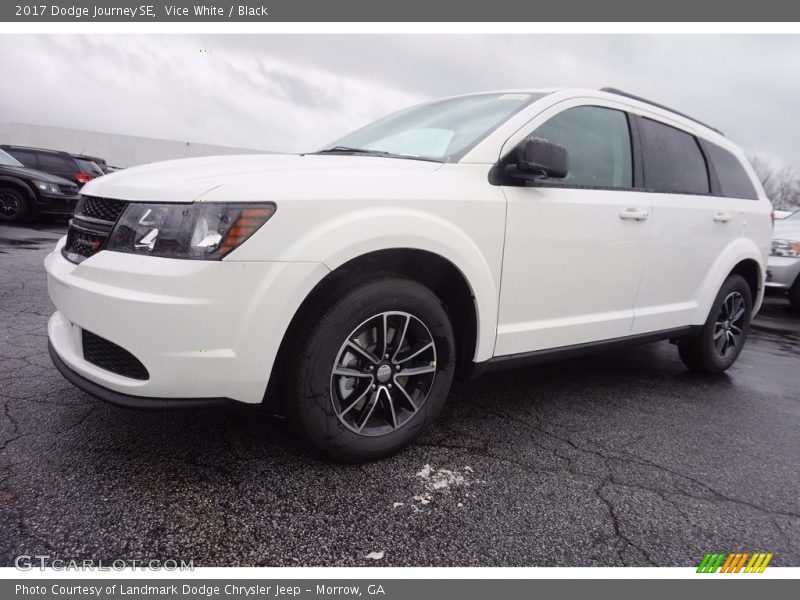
<box><xmin>789</xmin><ymin>278</ymin><xmax>800</xmax><ymax>313</ymax></box>
<box><xmin>286</xmin><ymin>273</ymin><xmax>455</xmax><ymax>462</ymax></box>
<box><xmin>678</xmin><ymin>274</ymin><xmax>753</xmax><ymax>373</ymax></box>
<box><xmin>0</xmin><ymin>187</ymin><xmax>30</xmax><ymax>223</ymax></box>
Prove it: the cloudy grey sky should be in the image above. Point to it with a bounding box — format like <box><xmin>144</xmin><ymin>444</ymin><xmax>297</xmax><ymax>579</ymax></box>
<box><xmin>0</xmin><ymin>34</ymin><xmax>798</xmax><ymax>164</ymax></box>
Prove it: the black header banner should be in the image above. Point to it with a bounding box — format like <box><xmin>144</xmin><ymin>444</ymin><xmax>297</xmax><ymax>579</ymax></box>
<box><xmin>2</xmin><ymin>0</ymin><xmax>800</xmax><ymax>22</ymax></box>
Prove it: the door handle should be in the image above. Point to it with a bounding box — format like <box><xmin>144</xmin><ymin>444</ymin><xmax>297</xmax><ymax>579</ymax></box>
<box><xmin>619</xmin><ymin>208</ymin><xmax>649</xmax><ymax>221</ymax></box>
<box><xmin>713</xmin><ymin>212</ymin><xmax>733</xmax><ymax>223</ymax></box>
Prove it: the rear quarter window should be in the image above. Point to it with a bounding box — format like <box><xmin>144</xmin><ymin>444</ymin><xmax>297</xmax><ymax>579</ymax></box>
<box><xmin>640</xmin><ymin>118</ymin><xmax>710</xmax><ymax>195</ymax></box>
<box><xmin>704</xmin><ymin>143</ymin><xmax>759</xmax><ymax>200</ymax></box>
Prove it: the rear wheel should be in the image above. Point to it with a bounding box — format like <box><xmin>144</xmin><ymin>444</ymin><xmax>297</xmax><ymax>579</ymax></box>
<box><xmin>287</xmin><ymin>274</ymin><xmax>455</xmax><ymax>462</ymax></box>
<box><xmin>678</xmin><ymin>274</ymin><xmax>752</xmax><ymax>373</ymax></box>
<box><xmin>0</xmin><ymin>188</ymin><xmax>29</xmax><ymax>223</ymax></box>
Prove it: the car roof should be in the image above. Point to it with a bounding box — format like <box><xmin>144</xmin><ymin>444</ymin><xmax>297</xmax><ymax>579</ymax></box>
<box><xmin>1</xmin><ymin>144</ymin><xmax>74</xmax><ymax>157</ymax></box>
<box><xmin>598</xmin><ymin>87</ymin><xmax>723</xmax><ymax>135</ymax></box>
<box><xmin>442</xmin><ymin>88</ymin><xmax>724</xmax><ymax>140</ymax></box>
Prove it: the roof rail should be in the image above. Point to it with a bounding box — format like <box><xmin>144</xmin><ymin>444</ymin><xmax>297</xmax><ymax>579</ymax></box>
<box><xmin>0</xmin><ymin>144</ymin><xmax>72</xmax><ymax>155</ymax></box>
<box><xmin>600</xmin><ymin>87</ymin><xmax>724</xmax><ymax>136</ymax></box>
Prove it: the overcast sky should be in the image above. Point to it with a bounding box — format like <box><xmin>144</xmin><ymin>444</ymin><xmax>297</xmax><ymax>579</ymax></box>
<box><xmin>0</xmin><ymin>34</ymin><xmax>798</xmax><ymax>165</ymax></box>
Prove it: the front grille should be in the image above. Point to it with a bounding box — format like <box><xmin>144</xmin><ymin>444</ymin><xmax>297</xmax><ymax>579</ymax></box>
<box><xmin>64</xmin><ymin>228</ymin><xmax>105</xmax><ymax>258</ymax></box>
<box><xmin>59</xmin><ymin>183</ymin><xmax>79</xmax><ymax>196</ymax></box>
<box><xmin>82</xmin><ymin>330</ymin><xmax>149</xmax><ymax>380</ymax></box>
<box><xmin>79</xmin><ymin>196</ymin><xmax>128</xmax><ymax>221</ymax></box>
<box><xmin>62</xmin><ymin>196</ymin><xmax>128</xmax><ymax>264</ymax></box>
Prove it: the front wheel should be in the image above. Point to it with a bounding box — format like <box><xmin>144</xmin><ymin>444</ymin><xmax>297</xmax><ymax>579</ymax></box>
<box><xmin>0</xmin><ymin>188</ymin><xmax>30</xmax><ymax>223</ymax></box>
<box><xmin>678</xmin><ymin>274</ymin><xmax>753</xmax><ymax>373</ymax></box>
<box><xmin>287</xmin><ymin>274</ymin><xmax>455</xmax><ymax>462</ymax></box>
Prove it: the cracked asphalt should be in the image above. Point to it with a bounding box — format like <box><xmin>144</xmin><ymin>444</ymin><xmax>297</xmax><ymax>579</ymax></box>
<box><xmin>1</xmin><ymin>221</ymin><xmax>799</xmax><ymax>567</ymax></box>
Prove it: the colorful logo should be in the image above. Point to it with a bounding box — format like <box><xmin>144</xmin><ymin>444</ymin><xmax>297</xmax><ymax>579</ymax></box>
<box><xmin>697</xmin><ymin>552</ymin><xmax>773</xmax><ymax>573</ymax></box>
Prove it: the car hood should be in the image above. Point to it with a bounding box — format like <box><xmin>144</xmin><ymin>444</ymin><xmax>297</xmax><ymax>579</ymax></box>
<box><xmin>773</xmin><ymin>219</ymin><xmax>800</xmax><ymax>242</ymax></box>
<box><xmin>0</xmin><ymin>164</ymin><xmax>75</xmax><ymax>186</ymax></box>
<box><xmin>79</xmin><ymin>153</ymin><xmax>444</xmax><ymax>203</ymax></box>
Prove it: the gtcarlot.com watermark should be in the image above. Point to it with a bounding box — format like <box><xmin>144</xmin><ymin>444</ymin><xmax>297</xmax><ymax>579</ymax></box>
<box><xmin>15</xmin><ymin>555</ymin><xmax>194</xmax><ymax>571</ymax></box>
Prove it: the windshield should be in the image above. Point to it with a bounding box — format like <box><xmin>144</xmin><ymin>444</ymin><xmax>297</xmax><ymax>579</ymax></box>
<box><xmin>322</xmin><ymin>93</ymin><xmax>544</xmax><ymax>162</ymax></box>
<box><xmin>0</xmin><ymin>149</ymin><xmax>24</xmax><ymax>167</ymax></box>
<box><xmin>787</xmin><ymin>210</ymin><xmax>800</xmax><ymax>222</ymax></box>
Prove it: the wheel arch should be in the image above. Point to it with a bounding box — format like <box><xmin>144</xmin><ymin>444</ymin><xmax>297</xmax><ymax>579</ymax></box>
<box><xmin>694</xmin><ymin>239</ymin><xmax>766</xmax><ymax>321</ymax></box>
<box><xmin>0</xmin><ymin>176</ymin><xmax>36</xmax><ymax>200</ymax></box>
<box><xmin>729</xmin><ymin>258</ymin><xmax>761</xmax><ymax>306</ymax></box>
<box><xmin>279</xmin><ymin>247</ymin><xmax>481</xmax><ymax>372</ymax></box>
<box><xmin>264</xmin><ymin>245</ymin><xmax>494</xmax><ymax>411</ymax></box>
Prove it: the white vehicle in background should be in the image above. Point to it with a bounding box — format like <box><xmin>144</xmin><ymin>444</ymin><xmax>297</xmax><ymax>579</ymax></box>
<box><xmin>773</xmin><ymin>209</ymin><xmax>794</xmax><ymax>220</ymax></box>
<box><xmin>45</xmin><ymin>88</ymin><xmax>773</xmax><ymax>461</ymax></box>
<box><xmin>767</xmin><ymin>210</ymin><xmax>800</xmax><ymax>311</ymax></box>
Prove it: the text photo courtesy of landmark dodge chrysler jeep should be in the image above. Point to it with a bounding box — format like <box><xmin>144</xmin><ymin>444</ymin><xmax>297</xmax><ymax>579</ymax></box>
<box><xmin>45</xmin><ymin>88</ymin><xmax>772</xmax><ymax>461</ymax></box>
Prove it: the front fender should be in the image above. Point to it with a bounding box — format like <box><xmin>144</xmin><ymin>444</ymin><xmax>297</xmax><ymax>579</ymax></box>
<box><xmin>0</xmin><ymin>176</ymin><xmax>36</xmax><ymax>200</ymax></box>
<box><xmin>251</xmin><ymin>207</ymin><xmax>501</xmax><ymax>362</ymax></box>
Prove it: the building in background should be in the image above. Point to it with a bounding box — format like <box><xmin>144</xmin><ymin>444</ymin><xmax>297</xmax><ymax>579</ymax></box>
<box><xmin>0</xmin><ymin>122</ymin><xmax>269</xmax><ymax>169</ymax></box>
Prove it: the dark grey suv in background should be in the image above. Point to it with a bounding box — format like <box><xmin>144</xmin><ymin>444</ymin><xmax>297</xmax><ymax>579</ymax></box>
<box><xmin>0</xmin><ymin>144</ymin><xmax>101</xmax><ymax>188</ymax></box>
<box><xmin>0</xmin><ymin>148</ymin><xmax>79</xmax><ymax>222</ymax></box>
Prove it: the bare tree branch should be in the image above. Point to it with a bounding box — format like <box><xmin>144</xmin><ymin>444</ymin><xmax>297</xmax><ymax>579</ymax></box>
<box><xmin>750</xmin><ymin>156</ymin><xmax>800</xmax><ymax>210</ymax></box>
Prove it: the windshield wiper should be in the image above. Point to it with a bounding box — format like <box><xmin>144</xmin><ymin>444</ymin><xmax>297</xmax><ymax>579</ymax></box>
<box><xmin>313</xmin><ymin>146</ymin><xmax>444</xmax><ymax>163</ymax></box>
<box><xmin>316</xmin><ymin>146</ymin><xmax>389</xmax><ymax>156</ymax></box>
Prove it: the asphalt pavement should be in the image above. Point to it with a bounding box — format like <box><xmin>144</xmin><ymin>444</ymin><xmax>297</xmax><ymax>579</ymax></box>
<box><xmin>1</xmin><ymin>221</ymin><xmax>799</xmax><ymax>567</ymax></box>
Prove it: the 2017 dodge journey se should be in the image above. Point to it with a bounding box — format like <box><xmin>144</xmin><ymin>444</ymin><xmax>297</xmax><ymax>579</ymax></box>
<box><xmin>45</xmin><ymin>88</ymin><xmax>773</xmax><ymax>461</ymax></box>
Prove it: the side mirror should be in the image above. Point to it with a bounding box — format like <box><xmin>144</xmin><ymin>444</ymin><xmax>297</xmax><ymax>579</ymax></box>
<box><xmin>514</xmin><ymin>137</ymin><xmax>568</xmax><ymax>180</ymax></box>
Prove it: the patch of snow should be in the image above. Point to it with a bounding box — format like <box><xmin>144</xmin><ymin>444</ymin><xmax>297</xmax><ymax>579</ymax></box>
<box><xmin>417</xmin><ymin>464</ymin><xmax>471</xmax><ymax>492</ymax></box>
<box><xmin>416</xmin><ymin>464</ymin><xmax>433</xmax><ymax>479</ymax></box>
<box><xmin>366</xmin><ymin>551</ymin><xmax>385</xmax><ymax>560</ymax></box>
<box><xmin>398</xmin><ymin>464</ymin><xmax>481</xmax><ymax>511</ymax></box>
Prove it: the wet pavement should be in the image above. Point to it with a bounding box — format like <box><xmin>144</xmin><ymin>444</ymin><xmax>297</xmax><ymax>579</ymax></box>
<box><xmin>1</xmin><ymin>221</ymin><xmax>799</xmax><ymax>567</ymax></box>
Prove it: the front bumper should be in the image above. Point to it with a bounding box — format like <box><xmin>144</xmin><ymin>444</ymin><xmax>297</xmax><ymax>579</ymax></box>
<box><xmin>766</xmin><ymin>255</ymin><xmax>800</xmax><ymax>290</ymax></box>
<box><xmin>34</xmin><ymin>192</ymin><xmax>80</xmax><ymax>215</ymax></box>
<box><xmin>48</xmin><ymin>341</ymin><xmax>235</xmax><ymax>409</ymax></box>
<box><xmin>45</xmin><ymin>238</ymin><xmax>329</xmax><ymax>404</ymax></box>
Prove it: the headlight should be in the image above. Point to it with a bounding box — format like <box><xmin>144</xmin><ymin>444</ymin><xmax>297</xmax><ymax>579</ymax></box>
<box><xmin>106</xmin><ymin>202</ymin><xmax>276</xmax><ymax>260</ymax></box>
<box><xmin>771</xmin><ymin>239</ymin><xmax>800</xmax><ymax>258</ymax></box>
<box><xmin>34</xmin><ymin>180</ymin><xmax>62</xmax><ymax>194</ymax></box>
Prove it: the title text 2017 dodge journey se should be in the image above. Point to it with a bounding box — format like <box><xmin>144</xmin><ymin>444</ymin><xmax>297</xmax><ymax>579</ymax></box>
<box><xmin>45</xmin><ymin>88</ymin><xmax>773</xmax><ymax>461</ymax></box>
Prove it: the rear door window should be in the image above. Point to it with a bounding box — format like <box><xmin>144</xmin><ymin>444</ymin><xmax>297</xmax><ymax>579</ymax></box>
<box><xmin>640</xmin><ymin>118</ymin><xmax>710</xmax><ymax>195</ymax></box>
<box><xmin>38</xmin><ymin>153</ymin><xmax>75</xmax><ymax>175</ymax></box>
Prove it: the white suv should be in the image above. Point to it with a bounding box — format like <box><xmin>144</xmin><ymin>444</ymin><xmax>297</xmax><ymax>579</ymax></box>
<box><xmin>45</xmin><ymin>88</ymin><xmax>773</xmax><ymax>461</ymax></box>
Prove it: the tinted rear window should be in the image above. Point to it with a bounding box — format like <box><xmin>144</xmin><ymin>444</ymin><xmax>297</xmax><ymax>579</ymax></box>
<box><xmin>640</xmin><ymin>118</ymin><xmax>710</xmax><ymax>195</ymax></box>
<box><xmin>704</xmin><ymin>143</ymin><xmax>758</xmax><ymax>200</ymax></box>
<box><xmin>75</xmin><ymin>158</ymin><xmax>104</xmax><ymax>176</ymax></box>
